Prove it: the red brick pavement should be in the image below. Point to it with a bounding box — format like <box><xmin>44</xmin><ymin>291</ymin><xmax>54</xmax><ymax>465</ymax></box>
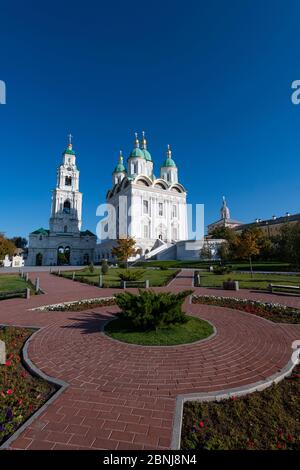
<box><xmin>0</xmin><ymin>270</ymin><xmax>300</xmax><ymax>450</ymax></box>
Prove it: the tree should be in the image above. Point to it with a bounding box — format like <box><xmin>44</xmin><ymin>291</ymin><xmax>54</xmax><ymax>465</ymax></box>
<box><xmin>0</xmin><ymin>235</ymin><xmax>16</xmax><ymax>260</ymax></box>
<box><xmin>235</xmin><ymin>229</ymin><xmax>261</xmax><ymax>276</ymax></box>
<box><xmin>101</xmin><ymin>259</ymin><xmax>109</xmax><ymax>274</ymax></box>
<box><xmin>111</xmin><ymin>236</ymin><xmax>138</xmax><ymax>268</ymax></box>
<box><xmin>275</xmin><ymin>222</ymin><xmax>300</xmax><ymax>269</ymax></box>
<box><xmin>209</xmin><ymin>226</ymin><xmax>237</xmax><ymax>243</ymax></box>
<box><xmin>200</xmin><ymin>242</ymin><xmax>212</xmax><ymax>260</ymax></box>
<box><xmin>217</xmin><ymin>241</ymin><xmax>231</xmax><ymax>262</ymax></box>
<box><xmin>9</xmin><ymin>237</ymin><xmax>28</xmax><ymax>249</ymax></box>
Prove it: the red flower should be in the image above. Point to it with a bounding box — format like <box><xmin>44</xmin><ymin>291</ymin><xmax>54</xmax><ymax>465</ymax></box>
<box><xmin>295</xmin><ymin>374</ymin><xmax>300</xmax><ymax>379</ymax></box>
<box><xmin>9</xmin><ymin>353</ymin><xmax>13</xmax><ymax>359</ymax></box>
<box><xmin>6</xmin><ymin>389</ymin><xmax>13</xmax><ymax>395</ymax></box>
<box><xmin>18</xmin><ymin>399</ymin><xmax>23</xmax><ymax>405</ymax></box>
<box><xmin>5</xmin><ymin>360</ymin><xmax>11</xmax><ymax>366</ymax></box>
<box><xmin>231</xmin><ymin>395</ymin><xmax>237</xmax><ymax>401</ymax></box>
<box><xmin>287</xmin><ymin>434</ymin><xmax>293</xmax><ymax>442</ymax></box>
<box><xmin>276</xmin><ymin>442</ymin><xmax>281</xmax><ymax>449</ymax></box>
<box><xmin>199</xmin><ymin>421</ymin><xmax>205</xmax><ymax>428</ymax></box>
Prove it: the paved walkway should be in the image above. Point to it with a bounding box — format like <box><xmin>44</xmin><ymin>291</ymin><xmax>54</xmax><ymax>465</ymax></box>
<box><xmin>0</xmin><ymin>271</ymin><xmax>300</xmax><ymax>450</ymax></box>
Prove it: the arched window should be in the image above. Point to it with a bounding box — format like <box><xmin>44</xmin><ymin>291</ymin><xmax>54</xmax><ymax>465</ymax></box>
<box><xmin>63</xmin><ymin>200</ymin><xmax>71</xmax><ymax>214</ymax></box>
<box><xmin>64</xmin><ymin>225</ymin><xmax>67</xmax><ymax>233</ymax></box>
<box><xmin>65</xmin><ymin>176</ymin><xmax>72</xmax><ymax>186</ymax></box>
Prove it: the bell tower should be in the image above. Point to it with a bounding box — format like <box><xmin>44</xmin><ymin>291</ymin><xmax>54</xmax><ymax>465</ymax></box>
<box><xmin>49</xmin><ymin>135</ymin><xmax>82</xmax><ymax>234</ymax></box>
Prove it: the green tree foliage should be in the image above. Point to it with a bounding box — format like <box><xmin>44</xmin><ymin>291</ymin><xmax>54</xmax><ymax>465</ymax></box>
<box><xmin>101</xmin><ymin>259</ymin><xmax>109</xmax><ymax>274</ymax></box>
<box><xmin>111</xmin><ymin>237</ymin><xmax>138</xmax><ymax>267</ymax></box>
<box><xmin>274</xmin><ymin>222</ymin><xmax>300</xmax><ymax>269</ymax></box>
<box><xmin>9</xmin><ymin>237</ymin><xmax>28</xmax><ymax>249</ymax></box>
<box><xmin>118</xmin><ymin>269</ymin><xmax>145</xmax><ymax>281</ymax></box>
<box><xmin>199</xmin><ymin>242</ymin><xmax>212</xmax><ymax>260</ymax></box>
<box><xmin>114</xmin><ymin>290</ymin><xmax>193</xmax><ymax>330</ymax></box>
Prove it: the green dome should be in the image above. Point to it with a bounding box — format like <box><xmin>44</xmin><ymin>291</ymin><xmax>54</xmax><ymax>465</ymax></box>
<box><xmin>114</xmin><ymin>162</ymin><xmax>126</xmax><ymax>173</ymax></box>
<box><xmin>162</xmin><ymin>158</ymin><xmax>176</xmax><ymax>167</ymax></box>
<box><xmin>64</xmin><ymin>147</ymin><xmax>75</xmax><ymax>155</ymax></box>
<box><xmin>142</xmin><ymin>149</ymin><xmax>152</xmax><ymax>161</ymax></box>
<box><xmin>129</xmin><ymin>147</ymin><xmax>144</xmax><ymax>159</ymax></box>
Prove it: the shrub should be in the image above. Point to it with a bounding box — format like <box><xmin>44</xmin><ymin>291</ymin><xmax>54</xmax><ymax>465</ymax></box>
<box><xmin>159</xmin><ymin>265</ymin><xmax>169</xmax><ymax>270</ymax></box>
<box><xmin>114</xmin><ymin>289</ymin><xmax>193</xmax><ymax>330</ymax></box>
<box><xmin>88</xmin><ymin>262</ymin><xmax>94</xmax><ymax>273</ymax></box>
<box><xmin>213</xmin><ymin>265</ymin><xmax>232</xmax><ymax>275</ymax></box>
<box><xmin>101</xmin><ymin>259</ymin><xmax>109</xmax><ymax>275</ymax></box>
<box><xmin>118</xmin><ymin>270</ymin><xmax>145</xmax><ymax>281</ymax></box>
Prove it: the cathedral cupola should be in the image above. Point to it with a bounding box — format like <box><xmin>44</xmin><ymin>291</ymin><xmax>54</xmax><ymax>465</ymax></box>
<box><xmin>112</xmin><ymin>150</ymin><xmax>126</xmax><ymax>185</ymax></box>
<box><xmin>129</xmin><ymin>132</ymin><xmax>144</xmax><ymax>159</ymax></box>
<box><xmin>160</xmin><ymin>145</ymin><xmax>178</xmax><ymax>183</ymax></box>
<box><xmin>128</xmin><ymin>132</ymin><xmax>146</xmax><ymax>176</ymax></box>
<box><xmin>141</xmin><ymin>131</ymin><xmax>152</xmax><ymax>162</ymax></box>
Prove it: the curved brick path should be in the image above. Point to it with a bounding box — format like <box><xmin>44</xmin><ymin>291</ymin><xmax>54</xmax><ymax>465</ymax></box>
<box><xmin>0</xmin><ymin>270</ymin><xmax>300</xmax><ymax>450</ymax></box>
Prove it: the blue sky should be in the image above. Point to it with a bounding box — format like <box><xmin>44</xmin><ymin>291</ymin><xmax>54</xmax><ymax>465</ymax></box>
<box><xmin>1</xmin><ymin>0</ymin><xmax>300</xmax><ymax>239</ymax></box>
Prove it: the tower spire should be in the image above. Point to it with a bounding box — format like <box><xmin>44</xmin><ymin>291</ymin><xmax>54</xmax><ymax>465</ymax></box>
<box><xmin>141</xmin><ymin>131</ymin><xmax>147</xmax><ymax>149</ymax></box>
<box><xmin>134</xmin><ymin>132</ymin><xmax>140</xmax><ymax>148</ymax></box>
<box><xmin>166</xmin><ymin>144</ymin><xmax>172</xmax><ymax>159</ymax></box>
<box><xmin>68</xmin><ymin>133</ymin><xmax>73</xmax><ymax>150</ymax></box>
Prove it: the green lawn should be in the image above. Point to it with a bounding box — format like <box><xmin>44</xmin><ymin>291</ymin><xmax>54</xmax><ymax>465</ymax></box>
<box><xmin>136</xmin><ymin>260</ymin><xmax>293</xmax><ymax>272</ymax></box>
<box><xmin>104</xmin><ymin>315</ymin><xmax>214</xmax><ymax>345</ymax></box>
<box><xmin>0</xmin><ymin>275</ymin><xmax>33</xmax><ymax>294</ymax></box>
<box><xmin>62</xmin><ymin>267</ymin><xmax>178</xmax><ymax>288</ymax></box>
<box><xmin>198</xmin><ymin>272</ymin><xmax>300</xmax><ymax>290</ymax></box>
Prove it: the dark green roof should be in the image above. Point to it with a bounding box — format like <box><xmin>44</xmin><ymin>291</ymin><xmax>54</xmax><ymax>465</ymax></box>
<box><xmin>161</xmin><ymin>157</ymin><xmax>176</xmax><ymax>167</ymax></box>
<box><xmin>113</xmin><ymin>163</ymin><xmax>126</xmax><ymax>173</ymax></box>
<box><xmin>142</xmin><ymin>148</ymin><xmax>152</xmax><ymax>161</ymax></box>
<box><xmin>129</xmin><ymin>147</ymin><xmax>144</xmax><ymax>159</ymax></box>
<box><xmin>64</xmin><ymin>148</ymin><xmax>75</xmax><ymax>155</ymax></box>
<box><xmin>31</xmin><ymin>228</ymin><xmax>50</xmax><ymax>235</ymax></box>
<box><xmin>80</xmin><ymin>230</ymin><xmax>96</xmax><ymax>237</ymax></box>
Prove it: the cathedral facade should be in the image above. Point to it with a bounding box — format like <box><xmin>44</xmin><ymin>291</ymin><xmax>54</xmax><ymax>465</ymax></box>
<box><xmin>27</xmin><ymin>133</ymin><xmax>189</xmax><ymax>266</ymax></box>
<box><xmin>95</xmin><ymin>132</ymin><xmax>188</xmax><ymax>261</ymax></box>
<box><xmin>26</xmin><ymin>138</ymin><xmax>96</xmax><ymax>266</ymax></box>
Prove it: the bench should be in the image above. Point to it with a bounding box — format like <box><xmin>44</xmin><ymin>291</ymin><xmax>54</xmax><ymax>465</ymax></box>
<box><xmin>0</xmin><ymin>288</ymin><xmax>30</xmax><ymax>300</ymax></box>
<box><xmin>268</xmin><ymin>284</ymin><xmax>300</xmax><ymax>294</ymax></box>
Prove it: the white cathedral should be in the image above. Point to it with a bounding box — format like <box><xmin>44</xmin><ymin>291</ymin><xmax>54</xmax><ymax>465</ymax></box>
<box><xmin>27</xmin><ymin>132</ymin><xmax>223</xmax><ymax>266</ymax></box>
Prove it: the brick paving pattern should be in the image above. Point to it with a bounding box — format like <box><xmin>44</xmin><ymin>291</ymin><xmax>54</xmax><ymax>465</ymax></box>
<box><xmin>0</xmin><ymin>270</ymin><xmax>299</xmax><ymax>450</ymax></box>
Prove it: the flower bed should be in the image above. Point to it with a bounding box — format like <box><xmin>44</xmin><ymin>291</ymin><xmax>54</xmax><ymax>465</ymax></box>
<box><xmin>32</xmin><ymin>296</ymin><xmax>116</xmax><ymax>312</ymax></box>
<box><xmin>0</xmin><ymin>326</ymin><xmax>55</xmax><ymax>446</ymax></box>
<box><xmin>181</xmin><ymin>363</ymin><xmax>300</xmax><ymax>450</ymax></box>
<box><xmin>192</xmin><ymin>295</ymin><xmax>300</xmax><ymax>324</ymax></box>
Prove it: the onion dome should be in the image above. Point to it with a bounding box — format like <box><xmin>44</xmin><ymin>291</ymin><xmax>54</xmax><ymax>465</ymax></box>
<box><xmin>113</xmin><ymin>151</ymin><xmax>126</xmax><ymax>173</ymax></box>
<box><xmin>161</xmin><ymin>144</ymin><xmax>176</xmax><ymax>167</ymax></box>
<box><xmin>141</xmin><ymin>131</ymin><xmax>152</xmax><ymax>161</ymax></box>
<box><xmin>63</xmin><ymin>133</ymin><xmax>75</xmax><ymax>155</ymax></box>
<box><xmin>129</xmin><ymin>132</ymin><xmax>144</xmax><ymax>158</ymax></box>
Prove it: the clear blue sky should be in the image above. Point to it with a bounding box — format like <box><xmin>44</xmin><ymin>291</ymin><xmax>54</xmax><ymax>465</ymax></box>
<box><xmin>1</xmin><ymin>0</ymin><xmax>300</xmax><ymax>239</ymax></box>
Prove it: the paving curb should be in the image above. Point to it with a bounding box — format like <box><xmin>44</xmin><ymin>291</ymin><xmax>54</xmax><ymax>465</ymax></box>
<box><xmin>0</xmin><ymin>325</ymin><xmax>69</xmax><ymax>450</ymax></box>
<box><xmin>171</xmin><ymin>343</ymin><xmax>300</xmax><ymax>450</ymax></box>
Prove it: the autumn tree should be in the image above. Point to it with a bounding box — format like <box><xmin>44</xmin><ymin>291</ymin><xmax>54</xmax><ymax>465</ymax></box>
<box><xmin>0</xmin><ymin>234</ymin><xmax>16</xmax><ymax>260</ymax></box>
<box><xmin>111</xmin><ymin>236</ymin><xmax>138</xmax><ymax>268</ymax></box>
<box><xmin>235</xmin><ymin>229</ymin><xmax>261</xmax><ymax>276</ymax></box>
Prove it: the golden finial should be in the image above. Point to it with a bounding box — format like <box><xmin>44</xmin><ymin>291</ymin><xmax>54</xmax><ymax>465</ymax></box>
<box><xmin>166</xmin><ymin>144</ymin><xmax>172</xmax><ymax>158</ymax></box>
<box><xmin>141</xmin><ymin>130</ymin><xmax>147</xmax><ymax>149</ymax></box>
<box><xmin>119</xmin><ymin>150</ymin><xmax>123</xmax><ymax>162</ymax></box>
<box><xmin>134</xmin><ymin>132</ymin><xmax>139</xmax><ymax>147</ymax></box>
<box><xmin>68</xmin><ymin>133</ymin><xmax>73</xmax><ymax>150</ymax></box>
